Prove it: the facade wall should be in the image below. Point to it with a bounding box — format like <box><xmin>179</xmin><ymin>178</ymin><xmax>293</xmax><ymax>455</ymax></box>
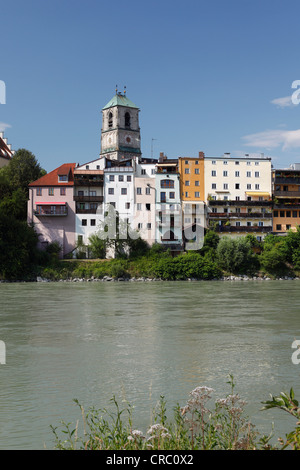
<box><xmin>134</xmin><ymin>170</ymin><xmax>156</xmax><ymax>245</ymax></box>
<box><xmin>179</xmin><ymin>155</ymin><xmax>205</xmax><ymax>202</ymax></box>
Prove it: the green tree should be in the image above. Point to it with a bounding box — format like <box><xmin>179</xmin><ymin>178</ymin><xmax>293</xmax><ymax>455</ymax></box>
<box><xmin>88</xmin><ymin>234</ymin><xmax>106</xmax><ymax>259</ymax></box>
<box><xmin>216</xmin><ymin>236</ymin><xmax>255</xmax><ymax>274</ymax></box>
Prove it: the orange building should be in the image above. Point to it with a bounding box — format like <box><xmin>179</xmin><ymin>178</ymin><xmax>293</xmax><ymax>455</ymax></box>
<box><xmin>179</xmin><ymin>152</ymin><xmax>205</xmax><ymax>202</ymax></box>
<box><xmin>179</xmin><ymin>152</ymin><xmax>206</xmax><ymax>241</ymax></box>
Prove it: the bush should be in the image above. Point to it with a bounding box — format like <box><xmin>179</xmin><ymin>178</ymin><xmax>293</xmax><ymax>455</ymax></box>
<box><xmin>216</xmin><ymin>236</ymin><xmax>256</xmax><ymax>274</ymax></box>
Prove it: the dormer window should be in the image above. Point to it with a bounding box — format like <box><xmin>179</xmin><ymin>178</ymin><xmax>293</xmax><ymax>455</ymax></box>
<box><xmin>58</xmin><ymin>175</ymin><xmax>68</xmax><ymax>182</ymax></box>
<box><xmin>125</xmin><ymin>112</ymin><xmax>131</xmax><ymax>128</ymax></box>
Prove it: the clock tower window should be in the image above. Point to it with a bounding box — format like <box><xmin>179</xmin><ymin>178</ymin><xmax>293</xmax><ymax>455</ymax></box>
<box><xmin>125</xmin><ymin>112</ymin><xmax>131</xmax><ymax>128</ymax></box>
<box><xmin>108</xmin><ymin>112</ymin><xmax>113</xmax><ymax>128</ymax></box>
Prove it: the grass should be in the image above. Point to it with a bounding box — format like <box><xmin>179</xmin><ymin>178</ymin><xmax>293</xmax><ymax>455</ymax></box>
<box><xmin>50</xmin><ymin>375</ymin><xmax>300</xmax><ymax>450</ymax></box>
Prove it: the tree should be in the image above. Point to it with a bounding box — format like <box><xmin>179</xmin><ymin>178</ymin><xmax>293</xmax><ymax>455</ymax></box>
<box><xmin>216</xmin><ymin>236</ymin><xmax>255</xmax><ymax>274</ymax></box>
<box><xmin>88</xmin><ymin>234</ymin><xmax>106</xmax><ymax>259</ymax></box>
<box><xmin>0</xmin><ymin>148</ymin><xmax>46</xmax><ymax>197</ymax></box>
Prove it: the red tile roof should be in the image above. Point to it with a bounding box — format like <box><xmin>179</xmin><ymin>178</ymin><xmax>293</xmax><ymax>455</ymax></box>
<box><xmin>29</xmin><ymin>163</ymin><xmax>76</xmax><ymax>187</ymax></box>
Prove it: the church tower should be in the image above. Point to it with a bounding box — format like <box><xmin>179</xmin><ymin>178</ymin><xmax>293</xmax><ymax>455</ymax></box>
<box><xmin>100</xmin><ymin>87</ymin><xmax>141</xmax><ymax>161</ymax></box>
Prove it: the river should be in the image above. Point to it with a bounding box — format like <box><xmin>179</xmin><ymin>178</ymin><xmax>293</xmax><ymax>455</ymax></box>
<box><xmin>0</xmin><ymin>280</ymin><xmax>299</xmax><ymax>449</ymax></box>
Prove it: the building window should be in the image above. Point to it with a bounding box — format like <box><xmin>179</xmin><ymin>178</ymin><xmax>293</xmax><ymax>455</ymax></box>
<box><xmin>255</xmin><ymin>161</ymin><xmax>259</xmax><ymax>165</ymax></box>
<box><xmin>286</xmin><ymin>224</ymin><xmax>291</xmax><ymax>230</ymax></box>
<box><xmin>169</xmin><ymin>192</ymin><xmax>175</xmax><ymax>199</ymax></box>
<box><xmin>235</xmin><ymin>161</ymin><xmax>240</xmax><ymax>165</ymax></box>
<box><xmin>212</xmin><ymin>160</ymin><xmax>216</xmax><ymax>165</ymax></box>
<box><xmin>247</xmin><ymin>222</ymin><xmax>252</xmax><ymax>227</ymax></box>
<box><xmin>212</xmin><ymin>171</ymin><xmax>216</xmax><ymax>177</ymax></box>
<box><xmin>109</xmin><ymin>175</ymin><xmax>114</xmax><ymax>181</ymax></box>
<box><xmin>247</xmin><ymin>161</ymin><xmax>251</xmax><ymax>166</ymax></box>
<box><xmin>247</xmin><ymin>171</ymin><xmax>251</xmax><ymax>177</ymax></box>
<box><xmin>236</xmin><ymin>222</ymin><xmax>241</xmax><ymax>227</ymax></box>
<box><xmin>48</xmin><ymin>187</ymin><xmax>54</xmax><ymax>196</ymax></box>
<box><xmin>276</xmin><ymin>224</ymin><xmax>282</xmax><ymax>230</ymax></box>
<box><xmin>160</xmin><ymin>192</ymin><xmax>166</xmax><ymax>202</ymax></box>
<box><xmin>125</xmin><ymin>112</ymin><xmax>131</xmax><ymax>128</ymax></box>
<box><xmin>137</xmin><ymin>187</ymin><xmax>142</xmax><ymax>195</ymax></box>
<box><xmin>223</xmin><ymin>171</ymin><xmax>228</xmax><ymax>177</ymax></box>
<box><xmin>58</xmin><ymin>175</ymin><xmax>68</xmax><ymax>182</ymax></box>
<box><xmin>82</xmin><ymin>219</ymin><xmax>87</xmax><ymax>226</ymax></box>
<box><xmin>223</xmin><ymin>161</ymin><xmax>228</xmax><ymax>165</ymax></box>
<box><xmin>110</xmin><ymin>202</ymin><xmax>116</xmax><ymax>208</ymax></box>
<box><xmin>185</xmin><ymin>168</ymin><xmax>190</xmax><ymax>174</ymax></box>
<box><xmin>60</xmin><ymin>187</ymin><xmax>66</xmax><ymax>196</ymax></box>
<box><xmin>36</xmin><ymin>188</ymin><xmax>42</xmax><ymax>196</ymax></box>
<box><xmin>195</xmin><ymin>168</ymin><xmax>199</xmax><ymax>174</ymax></box>
<box><xmin>138</xmin><ymin>223</ymin><xmax>143</xmax><ymax>229</ymax></box>
<box><xmin>127</xmin><ymin>175</ymin><xmax>132</xmax><ymax>182</ymax></box>
<box><xmin>185</xmin><ymin>180</ymin><xmax>190</xmax><ymax>186</ymax></box>
<box><xmin>146</xmin><ymin>203</ymin><xmax>151</xmax><ymax>210</ymax></box>
<box><xmin>141</xmin><ymin>169</ymin><xmax>146</xmax><ymax>175</ymax></box>
<box><xmin>145</xmin><ymin>187</ymin><xmax>151</xmax><ymax>195</ymax></box>
<box><xmin>161</xmin><ymin>179</ymin><xmax>174</xmax><ymax>188</ymax></box>
<box><xmin>286</xmin><ymin>211</ymin><xmax>291</xmax><ymax>217</ymax></box>
<box><xmin>235</xmin><ymin>183</ymin><xmax>240</xmax><ymax>189</ymax></box>
<box><xmin>255</xmin><ymin>172</ymin><xmax>260</xmax><ymax>177</ymax></box>
<box><xmin>108</xmin><ymin>188</ymin><xmax>114</xmax><ymax>195</ymax></box>
<box><xmin>195</xmin><ymin>181</ymin><xmax>199</xmax><ymax>186</ymax></box>
<box><xmin>119</xmin><ymin>175</ymin><xmax>124</xmax><ymax>182</ymax></box>
<box><xmin>91</xmin><ymin>219</ymin><xmax>96</xmax><ymax>226</ymax></box>
<box><xmin>258</xmin><ymin>221</ymin><xmax>263</xmax><ymax>227</ymax></box>
<box><xmin>195</xmin><ymin>160</ymin><xmax>199</xmax><ymax>165</ymax></box>
<box><xmin>293</xmin><ymin>210</ymin><xmax>298</xmax><ymax>218</ymax></box>
<box><xmin>212</xmin><ymin>183</ymin><xmax>216</xmax><ymax>189</ymax></box>
<box><xmin>108</xmin><ymin>112</ymin><xmax>113</xmax><ymax>128</ymax></box>
<box><xmin>195</xmin><ymin>191</ymin><xmax>200</xmax><ymax>198</ymax></box>
<box><xmin>235</xmin><ymin>171</ymin><xmax>240</xmax><ymax>177</ymax></box>
<box><xmin>121</xmin><ymin>188</ymin><xmax>127</xmax><ymax>195</ymax></box>
<box><xmin>147</xmin><ymin>223</ymin><xmax>151</xmax><ymax>230</ymax></box>
<box><xmin>185</xmin><ymin>192</ymin><xmax>189</xmax><ymax>198</ymax></box>
<box><xmin>280</xmin><ymin>210</ymin><xmax>285</xmax><ymax>217</ymax></box>
<box><xmin>137</xmin><ymin>203</ymin><xmax>142</xmax><ymax>210</ymax></box>
<box><xmin>185</xmin><ymin>160</ymin><xmax>189</xmax><ymax>164</ymax></box>
<box><xmin>223</xmin><ymin>183</ymin><xmax>228</xmax><ymax>190</ymax></box>
<box><xmin>255</xmin><ymin>184</ymin><xmax>260</xmax><ymax>190</ymax></box>
<box><xmin>125</xmin><ymin>202</ymin><xmax>130</xmax><ymax>209</ymax></box>
<box><xmin>273</xmin><ymin>211</ymin><xmax>278</xmax><ymax>217</ymax></box>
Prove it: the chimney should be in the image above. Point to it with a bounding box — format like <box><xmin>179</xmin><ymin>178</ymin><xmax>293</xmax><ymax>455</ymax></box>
<box><xmin>159</xmin><ymin>152</ymin><xmax>165</xmax><ymax>162</ymax></box>
<box><xmin>198</xmin><ymin>151</ymin><xmax>205</xmax><ymax>159</ymax></box>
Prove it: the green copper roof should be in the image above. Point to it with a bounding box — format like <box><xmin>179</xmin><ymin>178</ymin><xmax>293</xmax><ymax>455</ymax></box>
<box><xmin>102</xmin><ymin>93</ymin><xmax>139</xmax><ymax>110</ymax></box>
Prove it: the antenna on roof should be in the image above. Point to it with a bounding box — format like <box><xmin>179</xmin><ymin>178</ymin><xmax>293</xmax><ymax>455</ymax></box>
<box><xmin>124</xmin><ymin>86</ymin><xmax>126</xmax><ymax>95</ymax></box>
<box><xmin>115</xmin><ymin>84</ymin><xmax>118</xmax><ymax>93</ymax></box>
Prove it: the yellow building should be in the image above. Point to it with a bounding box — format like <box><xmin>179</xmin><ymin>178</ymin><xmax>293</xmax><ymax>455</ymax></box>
<box><xmin>273</xmin><ymin>166</ymin><xmax>300</xmax><ymax>232</ymax></box>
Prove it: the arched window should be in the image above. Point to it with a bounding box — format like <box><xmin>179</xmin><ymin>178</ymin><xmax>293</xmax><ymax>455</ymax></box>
<box><xmin>125</xmin><ymin>112</ymin><xmax>131</xmax><ymax>128</ymax></box>
<box><xmin>160</xmin><ymin>179</ymin><xmax>174</xmax><ymax>188</ymax></box>
<box><xmin>108</xmin><ymin>112</ymin><xmax>113</xmax><ymax>128</ymax></box>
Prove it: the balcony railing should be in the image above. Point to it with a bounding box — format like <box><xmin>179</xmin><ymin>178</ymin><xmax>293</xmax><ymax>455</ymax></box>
<box><xmin>208</xmin><ymin>200</ymin><xmax>272</xmax><ymax>207</ymax></box>
<box><xmin>213</xmin><ymin>225</ymin><xmax>273</xmax><ymax>233</ymax></box>
<box><xmin>74</xmin><ymin>195</ymin><xmax>103</xmax><ymax>202</ymax></box>
<box><xmin>34</xmin><ymin>205</ymin><xmax>68</xmax><ymax>217</ymax></box>
<box><xmin>104</xmin><ymin>166</ymin><xmax>133</xmax><ymax>172</ymax></box>
<box><xmin>74</xmin><ymin>177</ymin><xmax>103</xmax><ymax>186</ymax></box>
<box><xmin>274</xmin><ymin>191</ymin><xmax>300</xmax><ymax>198</ymax></box>
<box><xmin>208</xmin><ymin>212</ymin><xmax>272</xmax><ymax>219</ymax></box>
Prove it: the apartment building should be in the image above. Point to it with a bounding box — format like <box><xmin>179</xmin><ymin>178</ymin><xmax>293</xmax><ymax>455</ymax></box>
<box><xmin>28</xmin><ymin>163</ymin><xmax>76</xmax><ymax>257</ymax></box>
<box><xmin>155</xmin><ymin>153</ymin><xmax>183</xmax><ymax>252</ymax></box>
<box><xmin>74</xmin><ymin>158</ymin><xmax>104</xmax><ymax>245</ymax></box>
<box><xmin>179</xmin><ymin>152</ymin><xmax>206</xmax><ymax>248</ymax></box>
<box><xmin>205</xmin><ymin>153</ymin><xmax>273</xmax><ymax>240</ymax></box>
<box><xmin>272</xmin><ymin>164</ymin><xmax>300</xmax><ymax>232</ymax></box>
<box><xmin>134</xmin><ymin>159</ymin><xmax>157</xmax><ymax>245</ymax></box>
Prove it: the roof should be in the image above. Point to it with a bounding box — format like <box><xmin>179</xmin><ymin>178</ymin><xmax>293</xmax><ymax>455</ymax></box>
<box><xmin>0</xmin><ymin>135</ymin><xmax>13</xmax><ymax>160</ymax></box>
<box><xmin>102</xmin><ymin>93</ymin><xmax>139</xmax><ymax>110</ymax></box>
<box><xmin>29</xmin><ymin>163</ymin><xmax>76</xmax><ymax>187</ymax></box>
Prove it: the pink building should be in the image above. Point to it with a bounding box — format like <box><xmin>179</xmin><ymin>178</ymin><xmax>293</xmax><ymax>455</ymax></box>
<box><xmin>28</xmin><ymin>163</ymin><xmax>76</xmax><ymax>257</ymax></box>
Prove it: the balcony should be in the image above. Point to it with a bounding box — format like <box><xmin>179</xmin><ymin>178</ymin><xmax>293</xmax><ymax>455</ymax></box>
<box><xmin>213</xmin><ymin>225</ymin><xmax>273</xmax><ymax>233</ymax></box>
<box><xmin>274</xmin><ymin>176</ymin><xmax>300</xmax><ymax>184</ymax></box>
<box><xmin>274</xmin><ymin>190</ymin><xmax>300</xmax><ymax>198</ymax></box>
<box><xmin>208</xmin><ymin>200</ymin><xmax>272</xmax><ymax>207</ymax></box>
<box><xmin>34</xmin><ymin>204</ymin><xmax>68</xmax><ymax>217</ymax></box>
<box><xmin>208</xmin><ymin>212</ymin><xmax>272</xmax><ymax>219</ymax></box>
<box><xmin>74</xmin><ymin>195</ymin><xmax>104</xmax><ymax>202</ymax></box>
<box><xmin>104</xmin><ymin>166</ymin><xmax>133</xmax><ymax>172</ymax></box>
<box><xmin>74</xmin><ymin>177</ymin><xmax>103</xmax><ymax>186</ymax></box>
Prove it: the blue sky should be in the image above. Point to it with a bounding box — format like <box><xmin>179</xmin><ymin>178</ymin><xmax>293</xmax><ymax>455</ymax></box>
<box><xmin>1</xmin><ymin>0</ymin><xmax>300</xmax><ymax>172</ymax></box>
